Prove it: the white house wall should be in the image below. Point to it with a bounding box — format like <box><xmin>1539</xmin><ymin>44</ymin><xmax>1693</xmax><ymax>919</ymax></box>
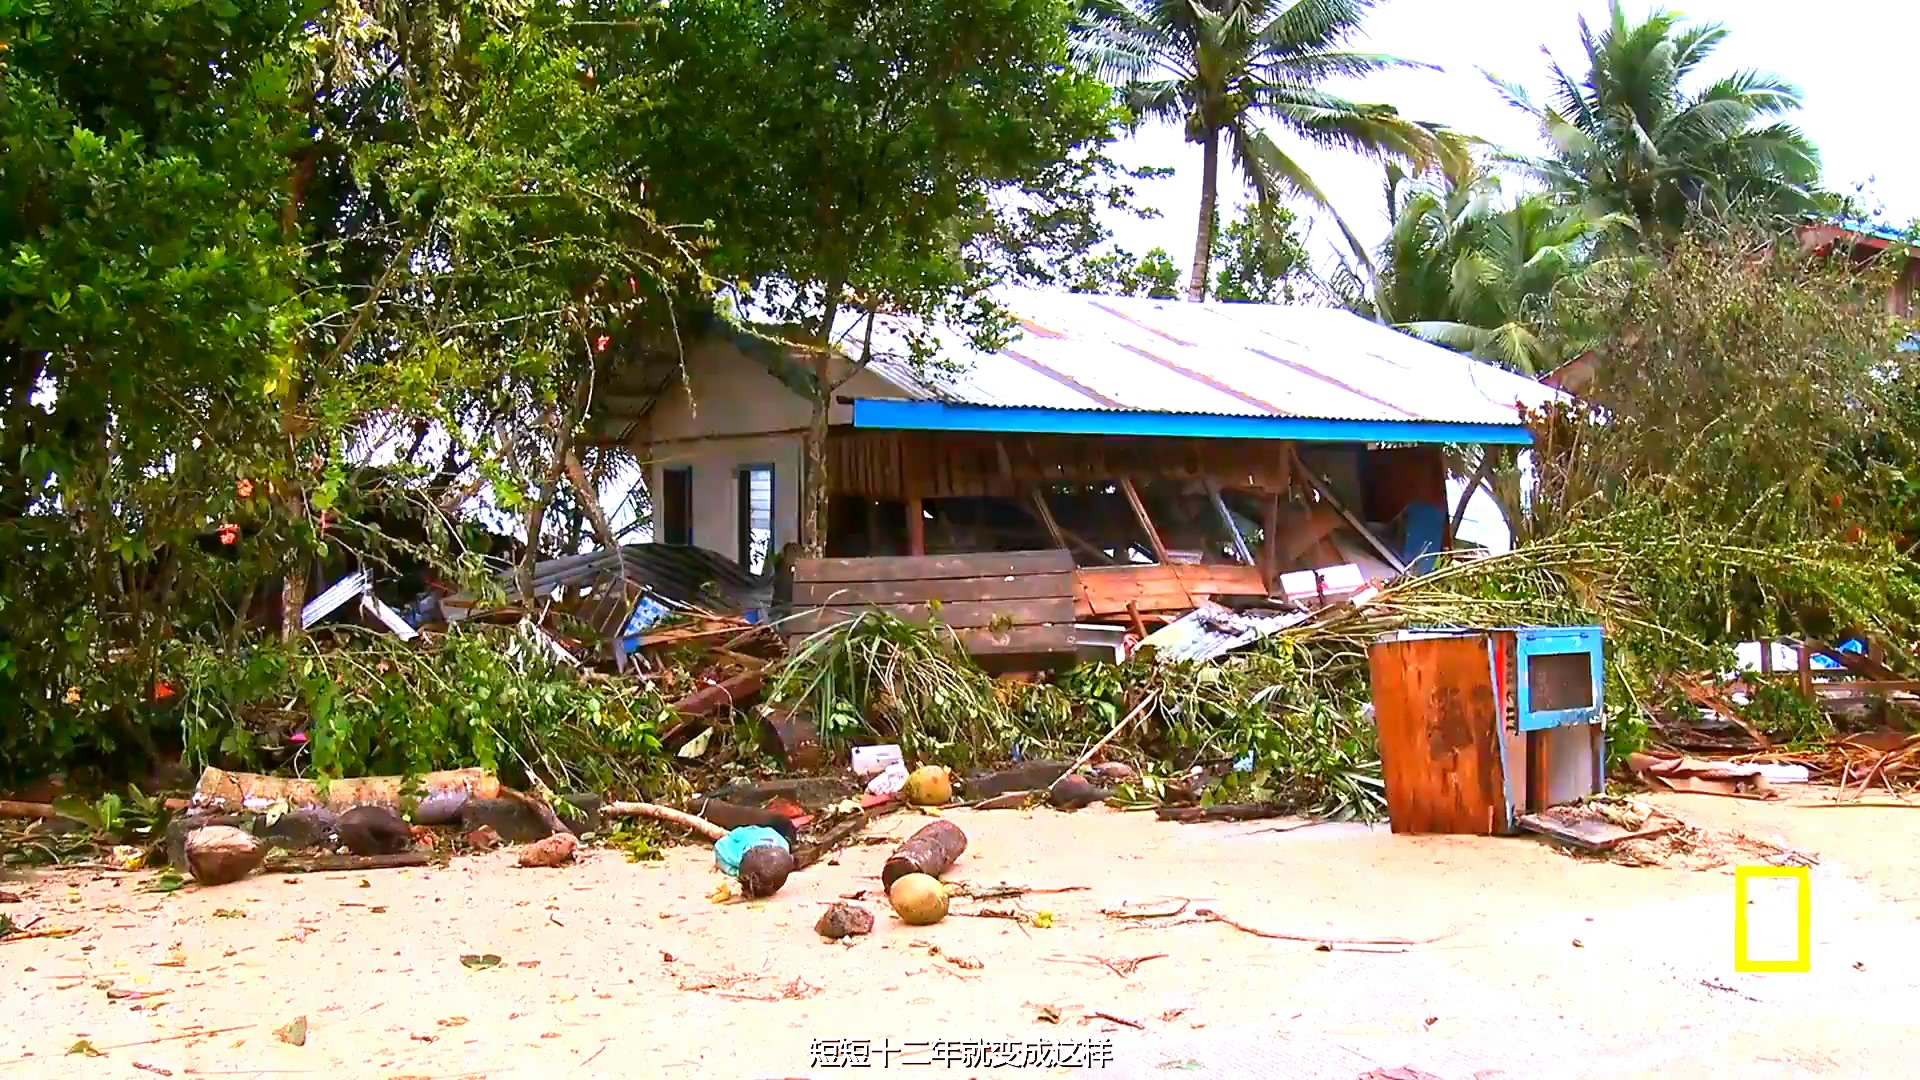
<box><xmin>637</xmin><ymin>337</ymin><xmax>903</xmax><ymax>564</ymax></box>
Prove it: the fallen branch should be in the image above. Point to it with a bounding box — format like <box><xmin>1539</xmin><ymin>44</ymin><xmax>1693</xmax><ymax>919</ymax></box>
<box><xmin>1191</xmin><ymin>907</ymin><xmax>1453</xmax><ymax>949</ymax></box>
<box><xmin>1100</xmin><ymin>898</ymin><xmax>1190</xmax><ymax>920</ymax></box>
<box><xmin>792</xmin><ymin>813</ymin><xmax>874</xmax><ymax>871</ymax></box>
<box><xmin>603</xmin><ymin>802</ymin><xmax>727</xmax><ymax>843</ymax></box>
<box><xmin>1047</xmin><ymin>693</ymin><xmax>1157</xmax><ymax>794</ymax></box>
<box><xmin>1793</xmin><ymin>800</ymin><xmax>1920</xmax><ymax>809</ymax></box>
<box><xmin>1154</xmin><ymin>803</ymin><xmax>1286</xmax><ymax>824</ymax></box>
<box><xmin>264</xmin><ymin>852</ymin><xmax>432</xmax><ymax>874</ymax></box>
<box><xmin>950</xmin><ymin>883</ymin><xmax>1088</xmax><ymax>901</ymax></box>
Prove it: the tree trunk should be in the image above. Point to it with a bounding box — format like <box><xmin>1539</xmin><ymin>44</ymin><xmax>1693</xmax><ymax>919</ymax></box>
<box><xmin>279</xmin><ymin>153</ymin><xmax>315</xmax><ymax>641</ymax></box>
<box><xmin>563</xmin><ymin>448</ymin><xmax>620</xmax><ymax>554</ymax></box>
<box><xmin>799</xmin><ymin>277</ymin><xmax>845</xmax><ymax>557</ymax></box>
<box><xmin>1187</xmin><ymin>127</ymin><xmax>1221</xmax><ymax>303</ymax></box>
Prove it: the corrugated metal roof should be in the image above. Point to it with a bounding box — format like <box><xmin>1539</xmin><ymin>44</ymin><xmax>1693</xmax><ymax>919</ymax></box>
<box><xmin>835</xmin><ymin>287</ymin><xmax>1565</xmax><ymax>427</ymax></box>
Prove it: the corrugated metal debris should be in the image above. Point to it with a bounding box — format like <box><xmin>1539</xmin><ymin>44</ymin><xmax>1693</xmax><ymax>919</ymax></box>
<box><xmin>300</xmin><ymin>570</ymin><xmax>418</xmax><ymax>641</ymax></box>
<box><xmin>1137</xmin><ymin>603</ymin><xmax>1310</xmax><ymax>664</ymax></box>
<box><xmin>834</xmin><ymin>287</ymin><xmax>1564</xmax><ymax>427</ymax></box>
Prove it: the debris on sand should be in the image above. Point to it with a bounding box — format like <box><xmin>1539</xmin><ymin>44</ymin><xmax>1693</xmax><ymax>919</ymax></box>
<box><xmin>184</xmin><ymin>825</ymin><xmax>266</xmax><ymax>885</ymax></box>
<box><xmin>516</xmin><ymin>832</ymin><xmax>578</xmax><ymax>868</ymax></box>
<box><xmin>814</xmin><ymin>902</ymin><xmax>875</xmax><ymax>940</ymax></box>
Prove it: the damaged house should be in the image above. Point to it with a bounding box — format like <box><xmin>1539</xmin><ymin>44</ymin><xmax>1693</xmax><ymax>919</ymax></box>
<box><xmin>590</xmin><ymin>288</ymin><xmax>1565</xmax><ymax>662</ymax></box>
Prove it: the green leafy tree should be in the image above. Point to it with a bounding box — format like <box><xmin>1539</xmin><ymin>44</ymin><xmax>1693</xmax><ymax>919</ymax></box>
<box><xmin>1074</xmin><ymin>0</ymin><xmax>1437</xmax><ymax>300</ymax></box>
<box><xmin>1489</xmin><ymin>1</ymin><xmax>1820</xmax><ymax>240</ymax></box>
<box><xmin>1211</xmin><ymin>202</ymin><xmax>1311</xmax><ymax>303</ymax></box>
<box><xmin>1344</xmin><ymin>159</ymin><xmax>1626</xmax><ymax>374</ymax></box>
<box><xmin>640</xmin><ymin>0</ymin><xmax>1116</xmax><ymax>553</ymax></box>
<box><xmin>1067</xmin><ymin>246</ymin><xmax>1184</xmax><ymax>297</ymax></box>
<box><xmin>0</xmin><ymin>0</ymin><xmax>701</xmax><ymax>781</ymax></box>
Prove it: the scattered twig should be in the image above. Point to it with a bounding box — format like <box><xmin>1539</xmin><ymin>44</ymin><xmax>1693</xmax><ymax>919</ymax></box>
<box><xmin>1794</xmin><ymin>800</ymin><xmax>1920</xmax><ymax>809</ymax></box>
<box><xmin>1154</xmin><ymin>803</ymin><xmax>1287</xmax><ymax>824</ymax></box>
<box><xmin>0</xmin><ymin>925</ymin><xmax>82</xmax><ymax>943</ymax></box>
<box><xmin>1188</xmin><ymin>907</ymin><xmax>1454</xmax><ymax>949</ymax></box>
<box><xmin>1100</xmin><ymin>898</ymin><xmax>1190</xmax><ymax>920</ymax></box>
<box><xmin>1089</xmin><ymin>1010</ymin><xmax>1145</xmax><ymax>1029</ymax></box>
<box><xmin>0</xmin><ymin>1025</ymin><xmax>255</xmax><ymax>1067</ymax></box>
<box><xmin>948</xmin><ymin>883</ymin><xmax>1088</xmax><ymax>901</ymax></box>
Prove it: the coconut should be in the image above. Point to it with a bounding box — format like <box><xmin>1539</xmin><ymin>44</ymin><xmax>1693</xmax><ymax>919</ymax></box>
<box><xmin>515</xmin><ymin>831</ymin><xmax>578</xmax><ymax>868</ymax></box>
<box><xmin>887</xmin><ymin>872</ymin><xmax>950</xmax><ymax>925</ymax></box>
<box><xmin>901</xmin><ymin>765</ymin><xmax>953</xmax><ymax>807</ymax></box>
<box><xmin>738</xmin><ymin>844</ymin><xmax>795</xmax><ymax>898</ymax></box>
<box><xmin>185</xmin><ymin>825</ymin><xmax>266</xmax><ymax>886</ymax></box>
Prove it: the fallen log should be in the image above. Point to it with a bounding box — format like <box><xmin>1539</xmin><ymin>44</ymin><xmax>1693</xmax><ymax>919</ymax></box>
<box><xmin>263</xmin><ymin>852</ymin><xmax>433</xmax><ymax>874</ymax></box>
<box><xmin>881</xmin><ymin>820</ymin><xmax>968</xmax><ymax>889</ymax></box>
<box><xmin>1154</xmin><ymin>803</ymin><xmax>1286</xmax><ymax>824</ymax></box>
<box><xmin>192</xmin><ymin>767</ymin><xmax>500</xmax><ymax>813</ymax></box>
<box><xmin>792</xmin><ymin>813</ymin><xmax>874</xmax><ymax>871</ymax></box>
<box><xmin>602</xmin><ymin>802</ymin><xmax>727</xmax><ymax>843</ymax></box>
<box><xmin>0</xmin><ymin>800</ymin><xmax>64</xmax><ymax>821</ymax></box>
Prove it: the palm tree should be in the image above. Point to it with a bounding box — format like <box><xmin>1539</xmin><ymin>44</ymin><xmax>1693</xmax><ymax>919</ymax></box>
<box><xmin>1348</xmin><ymin>156</ymin><xmax>1625</xmax><ymax>375</ymax></box>
<box><xmin>1489</xmin><ymin>1</ymin><xmax>1820</xmax><ymax>239</ymax></box>
<box><xmin>1075</xmin><ymin>0</ymin><xmax>1438</xmax><ymax>301</ymax></box>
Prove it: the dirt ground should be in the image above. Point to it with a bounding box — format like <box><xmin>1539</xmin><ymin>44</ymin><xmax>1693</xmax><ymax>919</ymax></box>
<box><xmin>3</xmin><ymin>787</ymin><xmax>1918</xmax><ymax>1079</ymax></box>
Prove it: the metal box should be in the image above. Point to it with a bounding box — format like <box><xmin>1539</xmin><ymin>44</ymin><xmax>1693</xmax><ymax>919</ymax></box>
<box><xmin>1368</xmin><ymin>627</ymin><xmax>1605</xmax><ymax>835</ymax></box>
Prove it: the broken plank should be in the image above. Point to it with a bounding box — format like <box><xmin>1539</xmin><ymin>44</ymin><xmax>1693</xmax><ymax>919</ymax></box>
<box><xmin>1515</xmin><ymin>811</ymin><xmax>1677</xmax><ymax>851</ymax></box>
<box><xmin>795</xmin><ymin>551</ymin><xmax>1073</xmax><ymax>583</ymax></box>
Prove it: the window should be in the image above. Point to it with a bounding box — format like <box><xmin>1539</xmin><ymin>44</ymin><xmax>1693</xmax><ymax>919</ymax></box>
<box><xmin>659</xmin><ymin>466</ymin><xmax>692</xmax><ymax>545</ymax></box>
<box><xmin>736</xmin><ymin>464</ymin><xmax>774</xmax><ymax>574</ymax></box>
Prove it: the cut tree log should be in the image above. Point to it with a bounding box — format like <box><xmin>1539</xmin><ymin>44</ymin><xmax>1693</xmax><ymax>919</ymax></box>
<box><xmin>881</xmin><ymin>820</ymin><xmax>968</xmax><ymax>889</ymax></box>
<box><xmin>0</xmin><ymin>800</ymin><xmax>64</xmax><ymax>821</ymax></box>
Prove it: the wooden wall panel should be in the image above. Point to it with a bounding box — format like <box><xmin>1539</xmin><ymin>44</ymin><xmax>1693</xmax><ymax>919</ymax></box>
<box><xmin>786</xmin><ymin>550</ymin><xmax>1076</xmax><ymax>659</ymax></box>
<box><xmin>1367</xmin><ymin>634</ymin><xmax>1509</xmax><ymax>835</ymax></box>
<box><xmin>1073</xmin><ymin>563</ymin><xmax>1269</xmax><ymax>618</ymax></box>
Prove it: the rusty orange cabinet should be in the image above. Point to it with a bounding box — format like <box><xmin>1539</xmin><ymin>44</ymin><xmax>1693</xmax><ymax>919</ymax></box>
<box><xmin>1367</xmin><ymin>628</ymin><xmax>1605</xmax><ymax>835</ymax></box>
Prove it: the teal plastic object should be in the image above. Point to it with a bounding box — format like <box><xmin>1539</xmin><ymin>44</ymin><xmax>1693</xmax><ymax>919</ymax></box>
<box><xmin>714</xmin><ymin>825</ymin><xmax>790</xmax><ymax>878</ymax></box>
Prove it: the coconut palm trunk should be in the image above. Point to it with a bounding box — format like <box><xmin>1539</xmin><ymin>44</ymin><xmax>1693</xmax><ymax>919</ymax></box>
<box><xmin>1188</xmin><ymin>128</ymin><xmax>1220</xmax><ymax>302</ymax></box>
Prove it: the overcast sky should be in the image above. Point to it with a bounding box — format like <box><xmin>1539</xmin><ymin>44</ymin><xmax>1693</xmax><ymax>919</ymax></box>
<box><xmin>1102</xmin><ymin>0</ymin><xmax>1919</xmax><ymax>273</ymax></box>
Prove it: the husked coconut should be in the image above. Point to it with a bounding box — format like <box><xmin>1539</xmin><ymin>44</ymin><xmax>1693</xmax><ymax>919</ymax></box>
<box><xmin>901</xmin><ymin>765</ymin><xmax>953</xmax><ymax>806</ymax></box>
<box><xmin>738</xmin><ymin>844</ymin><xmax>795</xmax><ymax>898</ymax></box>
<box><xmin>185</xmin><ymin>825</ymin><xmax>267</xmax><ymax>886</ymax></box>
<box><xmin>516</xmin><ymin>831</ymin><xmax>578</xmax><ymax>868</ymax></box>
<box><xmin>887</xmin><ymin>872</ymin><xmax>949</xmax><ymax>925</ymax></box>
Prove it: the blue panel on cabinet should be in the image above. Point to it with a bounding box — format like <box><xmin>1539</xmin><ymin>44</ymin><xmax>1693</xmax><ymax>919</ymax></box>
<box><xmin>1515</xmin><ymin>626</ymin><xmax>1604</xmax><ymax>732</ymax></box>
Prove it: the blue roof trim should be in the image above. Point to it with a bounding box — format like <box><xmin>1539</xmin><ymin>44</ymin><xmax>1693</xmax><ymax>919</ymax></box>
<box><xmin>849</xmin><ymin>399</ymin><xmax>1535</xmax><ymax>445</ymax></box>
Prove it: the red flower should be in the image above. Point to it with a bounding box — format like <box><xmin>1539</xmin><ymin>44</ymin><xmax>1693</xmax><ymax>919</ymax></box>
<box><xmin>236</xmin><ymin>477</ymin><xmax>254</xmax><ymax>498</ymax></box>
<box><xmin>595</xmin><ymin>334</ymin><xmax>612</xmax><ymax>354</ymax></box>
<box><xmin>217</xmin><ymin>523</ymin><xmax>239</xmax><ymax>545</ymax></box>
<box><xmin>153</xmin><ymin>681</ymin><xmax>176</xmax><ymax>701</ymax></box>
<box><xmin>1829</xmin><ymin>493</ymin><xmax>1844</xmax><ymax>508</ymax></box>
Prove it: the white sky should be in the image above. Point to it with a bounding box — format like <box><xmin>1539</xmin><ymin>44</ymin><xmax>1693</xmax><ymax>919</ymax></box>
<box><xmin>1103</xmin><ymin>0</ymin><xmax>1920</xmax><ymax>271</ymax></box>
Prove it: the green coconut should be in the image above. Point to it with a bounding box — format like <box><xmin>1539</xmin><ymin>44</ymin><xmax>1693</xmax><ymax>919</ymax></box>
<box><xmin>887</xmin><ymin>872</ymin><xmax>950</xmax><ymax>925</ymax></box>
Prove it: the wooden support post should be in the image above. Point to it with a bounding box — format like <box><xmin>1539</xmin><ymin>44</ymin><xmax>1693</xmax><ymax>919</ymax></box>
<box><xmin>1759</xmin><ymin>638</ymin><xmax>1773</xmax><ymax>675</ymax></box>
<box><xmin>1119</xmin><ymin>477</ymin><xmax>1169</xmax><ymax>564</ymax></box>
<box><xmin>906</xmin><ymin>496</ymin><xmax>925</xmax><ymax>556</ymax></box>
<box><xmin>1029</xmin><ymin>488</ymin><xmax>1069</xmax><ymax>551</ymax></box>
<box><xmin>1206</xmin><ymin>481</ymin><xmax>1255</xmax><ymax>566</ymax></box>
<box><xmin>1261</xmin><ymin>492</ymin><xmax>1282</xmax><ymax>588</ymax></box>
<box><xmin>1798</xmin><ymin>640</ymin><xmax>1815</xmax><ymax>702</ymax></box>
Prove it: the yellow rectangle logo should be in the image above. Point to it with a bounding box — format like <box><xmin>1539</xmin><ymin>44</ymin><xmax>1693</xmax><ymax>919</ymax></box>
<box><xmin>1734</xmin><ymin>865</ymin><xmax>1811</xmax><ymax>973</ymax></box>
